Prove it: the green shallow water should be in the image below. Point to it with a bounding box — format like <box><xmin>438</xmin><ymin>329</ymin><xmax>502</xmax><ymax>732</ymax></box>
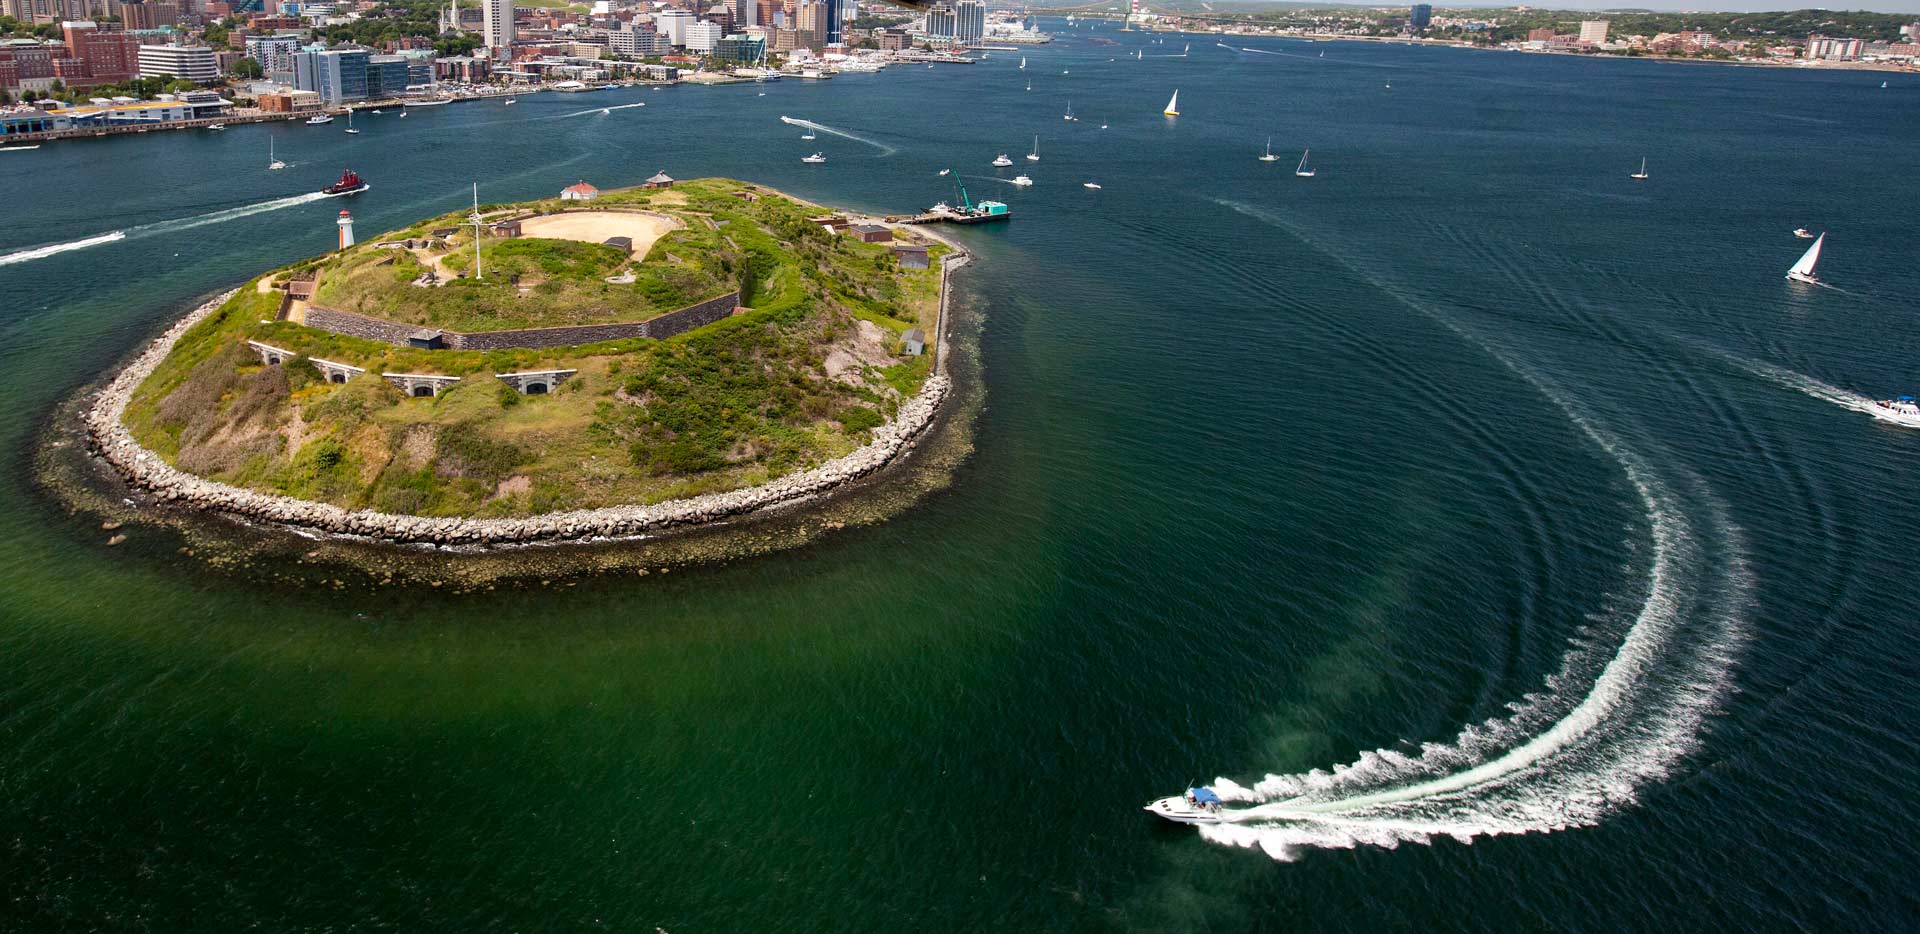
<box><xmin>4</xmin><ymin>27</ymin><xmax>1920</xmax><ymax>929</ymax></box>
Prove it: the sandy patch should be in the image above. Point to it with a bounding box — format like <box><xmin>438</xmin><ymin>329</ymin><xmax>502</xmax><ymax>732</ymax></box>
<box><xmin>517</xmin><ymin>211</ymin><xmax>682</xmax><ymax>256</ymax></box>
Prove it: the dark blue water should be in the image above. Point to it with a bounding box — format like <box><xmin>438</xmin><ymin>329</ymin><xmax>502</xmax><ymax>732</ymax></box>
<box><xmin>3</xmin><ymin>27</ymin><xmax>1918</xmax><ymax>929</ymax></box>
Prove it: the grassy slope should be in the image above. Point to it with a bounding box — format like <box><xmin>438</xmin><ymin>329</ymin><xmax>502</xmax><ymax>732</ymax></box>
<box><xmin>123</xmin><ymin>179</ymin><xmax>947</xmax><ymax>518</ymax></box>
<box><xmin>309</xmin><ymin>201</ymin><xmax>734</xmax><ymax>333</ymax></box>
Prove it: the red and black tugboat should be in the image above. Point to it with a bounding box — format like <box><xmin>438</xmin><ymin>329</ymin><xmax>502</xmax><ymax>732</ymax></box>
<box><xmin>320</xmin><ymin>169</ymin><xmax>369</xmax><ymax>197</ymax></box>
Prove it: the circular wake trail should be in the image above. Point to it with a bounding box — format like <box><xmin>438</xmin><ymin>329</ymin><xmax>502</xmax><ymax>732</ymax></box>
<box><xmin>778</xmin><ymin>116</ymin><xmax>898</xmax><ymax>155</ymax></box>
<box><xmin>1188</xmin><ymin>198</ymin><xmax>1749</xmax><ymax>862</ymax></box>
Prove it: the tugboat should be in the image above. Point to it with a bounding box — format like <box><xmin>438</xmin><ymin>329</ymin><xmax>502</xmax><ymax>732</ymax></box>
<box><xmin>321</xmin><ymin>169</ymin><xmax>369</xmax><ymax>197</ymax></box>
<box><xmin>1144</xmin><ymin>786</ymin><xmax>1228</xmax><ymax>825</ymax></box>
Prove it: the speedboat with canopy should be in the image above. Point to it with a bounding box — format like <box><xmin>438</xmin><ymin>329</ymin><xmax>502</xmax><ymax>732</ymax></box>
<box><xmin>1144</xmin><ymin>786</ymin><xmax>1227</xmax><ymax>824</ymax></box>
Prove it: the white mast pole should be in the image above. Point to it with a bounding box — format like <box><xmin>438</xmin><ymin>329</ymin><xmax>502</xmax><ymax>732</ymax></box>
<box><xmin>472</xmin><ymin>182</ymin><xmax>483</xmax><ymax>280</ymax></box>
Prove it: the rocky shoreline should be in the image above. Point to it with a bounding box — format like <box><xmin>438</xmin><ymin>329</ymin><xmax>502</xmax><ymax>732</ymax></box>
<box><xmin>82</xmin><ymin>253</ymin><xmax>965</xmax><ymax>548</ymax></box>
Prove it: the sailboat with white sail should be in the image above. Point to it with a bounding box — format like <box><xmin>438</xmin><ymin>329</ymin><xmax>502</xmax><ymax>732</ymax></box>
<box><xmin>268</xmin><ymin>136</ymin><xmax>285</xmax><ymax>171</ymax></box>
<box><xmin>1294</xmin><ymin>150</ymin><xmax>1315</xmax><ymax>177</ymax></box>
<box><xmin>1630</xmin><ymin>157</ymin><xmax>1648</xmax><ymax>180</ymax></box>
<box><xmin>1162</xmin><ymin>90</ymin><xmax>1179</xmax><ymax>116</ymax></box>
<box><xmin>1019</xmin><ymin>56</ymin><xmax>1026</xmax><ymax>70</ymax></box>
<box><xmin>1785</xmin><ymin>232</ymin><xmax>1824</xmax><ymax>284</ymax></box>
<box><xmin>1258</xmin><ymin>136</ymin><xmax>1280</xmax><ymax>162</ymax></box>
<box><xmin>1026</xmin><ymin>135</ymin><xmax>1039</xmax><ymax>162</ymax></box>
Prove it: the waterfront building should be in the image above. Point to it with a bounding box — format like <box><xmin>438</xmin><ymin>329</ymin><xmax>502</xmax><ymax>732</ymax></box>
<box><xmin>0</xmin><ymin>107</ymin><xmax>70</xmax><ymax>135</ymax></box>
<box><xmin>683</xmin><ymin>21</ymin><xmax>721</xmax><ymax>52</ymax></box>
<box><xmin>560</xmin><ymin>180</ymin><xmax>600</xmax><ymax>200</ymax></box>
<box><xmin>244</xmin><ymin>34</ymin><xmax>303</xmax><ymax>75</ymax></box>
<box><xmin>924</xmin><ymin>4</ymin><xmax>955</xmax><ymax>40</ymax></box>
<box><xmin>1805</xmin><ymin>35</ymin><xmax>1862</xmax><ymax>61</ymax></box>
<box><xmin>954</xmin><ymin>0</ymin><xmax>984</xmax><ymax>43</ymax></box>
<box><xmin>482</xmin><ymin>0</ymin><xmax>514</xmax><ymax>50</ymax></box>
<box><xmin>1409</xmin><ymin>4</ymin><xmax>1431</xmax><ymax>31</ymax></box>
<box><xmin>878</xmin><ymin>27</ymin><xmax>908</xmax><ymax>50</ymax></box>
<box><xmin>1578</xmin><ymin>20</ymin><xmax>1608</xmax><ymax>44</ymax></box>
<box><xmin>714</xmin><ymin>32</ymin><xmax>765</xmax><ymax>64</ymax></box>
<box><xmin>642</xmin><ymin>170</ymin><xmax>674</xmax><ymax>189</ymax></box>
<box><xmin>292</xmin><ymin>48</ymin><xmax>369</xmax><ymax>104</ymax></box>
<box><xmin>137</xmin><ymin>44</ymin><xmax>218</xmax><ymax>83</ymax></box>
<box><xmin>365</xmin><ymin>53</ymin><xmax>410</xmax><ymax>98</ymax></box>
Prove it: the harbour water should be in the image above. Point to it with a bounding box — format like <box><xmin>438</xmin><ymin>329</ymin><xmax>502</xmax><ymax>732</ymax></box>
<box><xmin>3</xmin><ymin>27</ymin><xmax>1919</xmax><ymax>929</ymax></box>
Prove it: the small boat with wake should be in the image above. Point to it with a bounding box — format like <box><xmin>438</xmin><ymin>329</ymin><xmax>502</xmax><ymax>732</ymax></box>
<box><xmin>1870</xmin><ymin>396</ymin><xmax>1920</xmax><ymax>428</ymax></box>
<box><xmin>320</xmin><ymin>169</ymin><xmax>368</xmax><ymax>197</ymax></box>
<box><xmin>1145</xmin><ymin>787</ymin><xmax>1227</xmax><ymax>824</ymax></box>
<box><xmin>1793</xmin><ymin>228</ymin><xmax>1815</xmax><ymax>239</ymax></box>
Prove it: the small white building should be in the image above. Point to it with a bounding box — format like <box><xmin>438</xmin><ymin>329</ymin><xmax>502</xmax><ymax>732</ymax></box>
<box><xmin>560</xmin><ymin>180</ymin><xmax>600</xmax><ymax>200</ymax></box>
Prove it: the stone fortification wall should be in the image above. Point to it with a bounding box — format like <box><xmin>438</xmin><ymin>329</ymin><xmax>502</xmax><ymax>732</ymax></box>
<box><xmin>302</xmin><ymin>292</ymin><xmax>738</xmax><ymax>351</ymax></box>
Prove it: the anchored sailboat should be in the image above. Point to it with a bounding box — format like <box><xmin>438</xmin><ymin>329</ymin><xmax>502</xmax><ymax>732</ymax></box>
<box><xmin>1162</xmin><ymin>90</ymin><xmax>1179</xmax><ymax>116</ymax></box>
<box><xmin>1295</xmin><ymin>149</ymin><xmax>1315</xmax><ymax>177</ymax></box>
<box><xmin>1785</xmin><ymin>232</ymin><xmax>1824</xmax><ymax>284</ymax></box>
<box><xmin>1258</xmin><ymin>136</ymin><xmax>1280</xmax><ymax>162</ymax></box>
<box><xmin>1630</xmin><ymin>156</ymin><xmax>1649</xmax><ymax>180</ymax></box>
<box><xmin>1026</xmin><ymin>134</ymin><xmax>1039</xmax><ymax>161</ymax></box>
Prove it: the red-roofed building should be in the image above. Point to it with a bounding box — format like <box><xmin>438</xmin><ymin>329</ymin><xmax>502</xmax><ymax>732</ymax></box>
<box><xmin>560</xmin><ymin>180</ymin><xmax>600</xmax><ymax>200</ymax></box>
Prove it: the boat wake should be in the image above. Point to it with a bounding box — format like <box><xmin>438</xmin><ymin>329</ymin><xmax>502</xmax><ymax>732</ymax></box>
<box><xmin>0</xmin><ymin>192</ymin><xmax>330</xmax><ymax>267</ymax></box>
<box><xmin>564</xmin><ymin>101</ymin><xmax>646</xmax><ymax>118</ymax></box>
<box><xmin>0</xmin><ymin>230</ymin><xmax>127</xmax><ymax>267</ymax></box>
<box><xmin>1703</xmin><ymin>349</ymin><xmax>1891</xmax><ymax>421</ymax></box>
<box><xmin>1190</xmin><ymin>198</ymin><xmax>1748</xmax><ymax>862</ymax></box>
<box><xmin>778</xmin><ymin>116</ymin><xmax>897</xmax><ymax>155</ymax></box>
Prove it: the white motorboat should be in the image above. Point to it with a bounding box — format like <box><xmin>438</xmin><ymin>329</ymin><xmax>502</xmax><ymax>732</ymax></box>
<box><xmin>1258</xmin><ymin>136</ymin><xmax>1280</xmax><ymax>162</ymax></box>
<box><xmin>1785</xmin><ymin>232</ymin><xmax>1824</xmax><ymax>284</ymax></box>
<box><xmin>1010</xmin><ymin>175</ymin><xmax>1034</xmax><ymax>186</ymax></box>
<box><xmin>207</xmin><ymin>123</ymin><xmax>226</xmax><ymax>130</ymax></box>
<box><xmin>504</xmin><ymin>98</ymin><xmax>516</xmax><ymax>105</ymax></box>
<box><xmin>305</xmin><ymin>113</ymin><xmax>334</xmax><ymax>125</ymax></box>
<box><xmin>992</xmin><ymin>153</ymin><xmax>1013</xmax><ymax>167</ymax></box>
<box><xmin>1</xmin><ymin>143</ymin><xmax>41</xmax><ymax>151</ymax></box>
<box><xmin>1793</xmin><ymin>228</ymin><xmax>1815</xmax><ymax>239</ymax></box>
<box><xmin>1082</xmin><ymin>181</ymin><xmax>1102</xmax><ymax>189</ymax></box>
<box><xmin>1295</xmin><ymin>149</ymin><xmax>1316</xmax><ymax>177</ymax></box>
<box><xmin>1026</xmin><ymin>135</ymin><xmax>1039</xmax><ymax>161</ymax></box>
<box><xmin>370</xmin><ymin>109</ymin><xmax>384</xmax><ymax>114</ymax></box>
<box><xmin>1100</xmin><ymin>123</ymin><xmax>1108</xmax><ymax>130</ymax></box>
<box><xmin>1630</xmin><ymin>156</ymin><xmax>1649</xmax><ymax>180</ymax></box>
<box><xmin>801</xmin><ymin>132</ymin><xmax>816</xmax><ymax>140</ymax></box>
<box><xmin>802</xmin><ymin>152</ymin><xmax>827</xmax><ymax>163</ymax></box>
<box><xmin>1145</xmin><ymin>787</ymin><xmax>1227</xmax><ymax>825</ymax></box>
<box><xmin>1869</xmin><ymin>396</ymin><xmax>1920</xmax><ymax>428</ymax></box>
<box><xmin>939</xmin><ymin>168</ymin><xmax>951</xmax><ymax>176</ymax></box>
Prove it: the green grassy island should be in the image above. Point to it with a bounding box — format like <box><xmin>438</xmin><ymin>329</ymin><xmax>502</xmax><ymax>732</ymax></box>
<box><xmin>120</xmin><ymin>178</ymin><xmax>951</xmax><ymax>519</ymax></box>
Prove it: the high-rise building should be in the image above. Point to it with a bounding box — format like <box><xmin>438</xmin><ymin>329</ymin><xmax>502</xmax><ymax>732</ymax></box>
<box><xmin>656</xmin><ymin>9</ymin><xmax>693</xmax><ymax>45</ymax></box>
<box><xmin>292</xmin><ymin>47</ymin><xmax>369</xmax><ymax>104</ymax></box>
<box><xmin>1804</xmin><ymin>34</ymin><xmax>1862</xmax><ymax>60</ymax></box>
<box><xmin>1578</xmin><ymin>20</ymin><xmax>1608</xmax><ymax>44</ymax></box>
<box><xmin>1409</xmin><ymin>3</ymin><xmax>1430</xmax><ymax>30</ymax></box>
<box><xmin>482</xmin><ymin>0</ymin><xmax>514</xmax><ymax>50</ymax></box>
<box><xmin>64</xmin><ymin>21</ymin><xmax>140</xmax><ymax>82</ymax></box>
<box><xmin>824</xmin><ymin>0</ymin><xmax>841</xmax><ymax>46</ymax></box>
<box><xmin>683</xmin><ymin>20</ymin><xmax>721</xmax><ymax>52</ymax></box>
<box><xmin>244</xmin><ymin>33</ymin><xmax>303</xmax><ymax>74</ymax></box>
<box><xmin>121</xmin><ymin>1</ymin><xmax>181</xmax><ymax>30</ymax></box>
<box><xmin>795</xmin><ymin>0</ymin><xmax>825</xmax><ymax>48</ymax></box>
<box><xmin>924</xmin><ymin>3</ymin><xmax>954</xmax><ymax>40</ymax></box>
<box><xmin>953</xmin><ymin>0</ymin><xmax>984</xmax><ymax>42</ymax></box>
<box><xmin>732</xmin><ymin>0</ymin><xmax>754</xmax><ymax>33</ymax></box>
<box><xmin>138</xmin><ymin>43</ymin><xmax>218</xmax><ymax>82</ymax></box>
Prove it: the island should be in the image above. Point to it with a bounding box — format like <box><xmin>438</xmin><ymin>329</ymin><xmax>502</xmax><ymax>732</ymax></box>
<box><xmin>84</xmin><ymin>177</ymin><xmax>964</xmax><ymax>546</ymax></box>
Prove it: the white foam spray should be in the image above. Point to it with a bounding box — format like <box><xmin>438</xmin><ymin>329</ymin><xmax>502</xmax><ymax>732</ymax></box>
<box><xmin>0</xmin><ymin>230</ymin><xmax>127</xmax><ymax>267</ymax></box>
<box><xmin>1183</xmin><ymin>198</ymin><xmax>1748</xmax><ymax>862</ymax></box>
<box><xmin>0</xmin><ymin>191</ymin><xmax>331</xmax><ymax>268</ymax></box>
<box><xmin>778</xmin><ymin>115</ymin><xmax>898</xmax><ymax>155</ymax></box>
<box><xmin>563</xmin><ymin>101</ymin><xmax>647</xmax><ymax>118</ymax></box>
<box><xmin>1701</xmin><ymin>348</ymin><xmax>1900</xmax><ymax>423</ymax></box>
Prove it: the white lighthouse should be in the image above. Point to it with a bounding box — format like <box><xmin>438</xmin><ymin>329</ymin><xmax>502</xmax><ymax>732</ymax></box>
<box><xmin>336</xmin><ymin>209</ymin><xmax>355</xmax><ymax>250</ymax></box>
